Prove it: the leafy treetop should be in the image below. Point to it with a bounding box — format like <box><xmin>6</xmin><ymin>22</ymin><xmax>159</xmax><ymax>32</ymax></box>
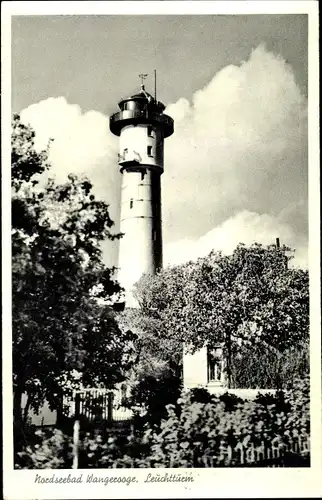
<box><xmin>133</xmin><ymin>243</ymin><xmax>309</xmax><ymax>357</ymax></box>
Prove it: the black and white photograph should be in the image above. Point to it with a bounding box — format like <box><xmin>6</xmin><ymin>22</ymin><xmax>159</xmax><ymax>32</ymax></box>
<box><xmin>2</xmin><ymin>1</ymin><xmax>321</xmax><ymax>499</ymax></box>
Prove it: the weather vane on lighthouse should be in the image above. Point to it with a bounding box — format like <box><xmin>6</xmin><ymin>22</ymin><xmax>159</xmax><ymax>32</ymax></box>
<box><xmin>139</xmin><ymin>73</ymin><xmax>148</xmax><ymax>89</ymax></box>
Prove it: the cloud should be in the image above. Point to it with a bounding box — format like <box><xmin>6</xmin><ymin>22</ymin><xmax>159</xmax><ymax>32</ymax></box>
<box><xmin>163</xmin><ymin>44</ymin><xmax>308</xmax><ymax>248</ymax></box>
<box><xmin>20</xmin><ymin>96</ymin><xmax>120</xmax><ymax>221</ymax></box>
<box><xmin>164</xmin><ymin>210</ymin><xmax>308</xmax><ymax>269</ymax></box>
<box><xmin>19</xmin><ymin>45</ymin><xmax>308</xmax><ymax>270</ymax></box>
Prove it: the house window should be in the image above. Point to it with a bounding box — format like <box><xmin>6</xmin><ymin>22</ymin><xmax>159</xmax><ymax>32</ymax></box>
<box><xmin>207</xmin><ymin>346</ymin><xmax>223</xmax><ymax>383</ymax></box>
<box><xmin>147</xmin><ymin>126</ymin><xmax>153</xmax><ymax>137</ymax></box>
<box><xmin>130</xmin><ymin>199</ymin><xmax>133</xmax><ymax>209</ymax></box>
<box><xmin>147</xmin><ymin>145</ymin><xmax>153</xmax><ymax>157</ymax></box>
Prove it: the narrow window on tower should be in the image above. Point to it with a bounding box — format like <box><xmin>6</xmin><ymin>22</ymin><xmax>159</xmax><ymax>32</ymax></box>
<box><xmin>147</xmin><ymin>126</ymin><xmax>153</xmax><ymax>137</ymax></box>
<box><xmin>147</xmin><ymin>145</ymin><xmax>153</xmax><ymax>157</ymax></box>
<box><xmin>130</xmin><ymin>199</ymin><xmax>133</xmax><ymax>209</ymax></box>
<box><xmin>152</xmin><ymin>229</ymin><xmax>157</xmax><ymax>241</ymax></box>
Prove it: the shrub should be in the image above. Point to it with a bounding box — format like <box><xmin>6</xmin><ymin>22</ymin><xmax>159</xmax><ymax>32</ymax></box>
<box><xmin>280</xmin><ymin>345</ymin><xmax>310</xmax><ymax>388</ymax></box>
<box><xmin>15</xmin><ymin>377</ymin><xmax>310</xmax><ymax>469</ymax></box>
<box><xmin>140</xmin><ymin>378</ymin><xmax>310</xmax><ymax>468</ymax></box>
<box><xmin>15</xmin><ymin>428</ymin><xmax>73</xmax><ymax>469</ymax></box>
<box><xmin>230</xmin><ymin>342</ymin><xmax>309</xmax><ymax>389</ymax></box>
<box><xmin>125</xmin><ymin>371</ymin><xmax>182</xmax><ymax>428</ymax></box>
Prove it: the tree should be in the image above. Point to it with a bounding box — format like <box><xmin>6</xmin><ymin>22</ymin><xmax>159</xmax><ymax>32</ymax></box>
<box><xmin>133</xmin><ymin>243</ymin><xmax>309</xmax><ymax>386</ymax></box>
<box><xmin>115</xmin><ymin>308</ymin><xmax>182</xmax><ymax>424</ymax></box>
<box><xmin>117</xmin><ymin>308</ymin><xmax>182</xmax><ymax>378</ymax></box>
<box><xmin>12</xmin><ymin>115</ymin><xmax>136</xmax><ymax>425</ymax></box>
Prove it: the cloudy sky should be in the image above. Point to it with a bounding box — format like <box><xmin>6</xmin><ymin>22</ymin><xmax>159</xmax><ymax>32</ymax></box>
<box><xmin>12</xmin><ymin>14</ymin><xmax>308</xmax><ymax>269</ymax></box>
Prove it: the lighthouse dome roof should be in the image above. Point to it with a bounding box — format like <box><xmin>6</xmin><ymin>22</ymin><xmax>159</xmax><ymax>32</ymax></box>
<box><xmin>130</xmin><ymin>86</ymin><xmax>154</xmax><ymax>102</ymax></box>
<box><xmin>118</xmin><ymin>85</ymin><xmax>166</xmax><ymax>113</ymax></box>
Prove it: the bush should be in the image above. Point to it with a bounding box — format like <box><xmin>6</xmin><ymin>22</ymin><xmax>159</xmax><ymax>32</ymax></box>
<box><xmin>140</xmin><ymin>377</ymin><xmax>310</xmax><ymax>468</ymax></box>
<box><xmin>15</xmin><ymin>377</ymin><xmax>310</xmax><ymax>469</ymax></box>
<box><xmin>15</xmin><ymin>428</ymin><xmax>73</xmax><ymax>469</ymax></box>
<box><xmin>125</xmin><ymin>371</ymin><xmax>182</xmax><ymax>428</ymax></box>
<box><xmin>230</xmin><ymin>341</ymin><xmax>309</xmax><ymax>389</ymax></box>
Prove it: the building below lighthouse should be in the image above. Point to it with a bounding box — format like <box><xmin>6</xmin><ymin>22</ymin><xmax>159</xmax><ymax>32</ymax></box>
<box><xmin>110</xmin><ymin>77</ymin><xmax>174</xmax><ymax>307</ymax></box>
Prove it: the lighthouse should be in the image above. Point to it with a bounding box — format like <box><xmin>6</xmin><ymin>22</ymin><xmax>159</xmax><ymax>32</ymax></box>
<box><xmin>110</xmin><ymin>75</ymin><xmax>174</xmax><ymax>306</ymax></box>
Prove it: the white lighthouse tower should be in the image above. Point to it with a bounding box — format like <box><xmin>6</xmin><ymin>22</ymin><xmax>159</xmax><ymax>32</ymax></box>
<box><xmin>110</xmin><ymin>75</ymin><xmax>174</xmax><ymax>306</ymax></box>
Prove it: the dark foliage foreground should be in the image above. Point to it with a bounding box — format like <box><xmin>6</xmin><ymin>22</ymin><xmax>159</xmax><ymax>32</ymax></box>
<box><xmin>15</xmin><ymin>377</ymin><xmax>309</xmax><ymax>469</ymax></box>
